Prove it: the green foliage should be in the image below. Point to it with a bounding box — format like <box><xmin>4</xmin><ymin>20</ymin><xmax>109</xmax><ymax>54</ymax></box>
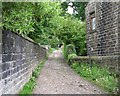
<box><xmin>62</xmin><ymin>43</ymin><xmax>67</xmax><ymax>60</ymax></box>
<box><xmin>2</xmin><ymin>2</ymin><xmax>62</xmax><ymax>48</ymax></box>
<box><xmin>66</xmin><ymin>44</ymin><xmax>76</xmax><ymax>55</ymax></box>
<box><xmin>2</xmin><ymin>2</ymin><xmax>87</xmax><ymax>54</ymax></box>
<box><xmin>19</xmin><ymin>78</ymin><xmax>36</xmax><ymax>94</ymax></box>
<box><xmin>68</xmin><ymin>53</ymin><xmax>77</xmax><ymax>61</ymax></box>
<box><xmin>58</xmin><ymin>17</ymin><xmax>87</xmax><ymax>56</ymax></box>
<box><xmin>28</xmin><ymin>2</ymin><xmax>63</xmax><ymax>48</ymax></box>
<box><xmin>71</xmin><ymin>62</ymin><xmax>118</xmax><ymax>93</ymax></box>
<box><xmin>62</xmin><ymin>44</ymin><xmax>77</xmax><ymax>62</ymax></box>
<box><xmin>2</xmin><ymin>2</ymin><xmax>34</xmax><ymax>36</ymax></box>
<box><xmin>72</xmin><ymin>2</ymin><xmax>88</xmax><ymax>21</ymax></box>
<box><xmin>61</xmin><ymin>2</ymin><xmax>88</xmax><ymax>21</ymax></box>
<box><xmin>62</xmin><ymin>44</ymin><xmax>75</xmax><ymax>60</ymax></box>
<box><xmin>19</xmin><ymin>61</ymin><xmax>44</xmax><ymax>94</ymax></box>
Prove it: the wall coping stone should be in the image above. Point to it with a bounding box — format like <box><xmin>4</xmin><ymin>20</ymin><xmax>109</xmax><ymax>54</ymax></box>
<box><xmin>3</xmin><ymin>30</ymin><xmax>46</xmax><ymax>50</ymax></box>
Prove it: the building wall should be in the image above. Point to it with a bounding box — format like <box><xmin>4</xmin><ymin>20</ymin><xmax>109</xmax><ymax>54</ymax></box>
<box><xmin>118</xmin><ymin>2</ymin><xmax>120</xmax><ymax>55</ymax></box>
<box><xmin>85</xmin><ymin>2</ymin><xmax>119</xmax><ymax>56</ymax></box>
<box><xmin>0</xmin><ymin>30</ymin><xmax>46</xmax><ymax>95</ymax></box>
<box><xmin>0</xmin><ymin>30</ymin><xmax>2</xmax><ymax>95</ymax></box>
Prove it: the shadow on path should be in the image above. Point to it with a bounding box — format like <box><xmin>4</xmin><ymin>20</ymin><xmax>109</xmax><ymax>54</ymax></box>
<box><xmin>34</xmin><ymin>49</ymin><xmax>106</xmax><ymax>94</ymax></box>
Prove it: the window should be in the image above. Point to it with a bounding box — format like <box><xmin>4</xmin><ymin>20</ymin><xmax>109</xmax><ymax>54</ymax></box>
<box><xmin>92</xmin><ymin>17</ymin><xmax>96</xmax><ymax>30</ymax></box>
<box><xmin>90</xmin><ymin>11</ymin><xmax>96</xmax><ymax>31</ymax></box>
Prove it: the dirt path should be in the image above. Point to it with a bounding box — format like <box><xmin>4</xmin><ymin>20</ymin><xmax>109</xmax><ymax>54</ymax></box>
<box><xmin>34</xmin><ymin>49</ymin><xmax>106</xmax><ymax>94</ymax></box>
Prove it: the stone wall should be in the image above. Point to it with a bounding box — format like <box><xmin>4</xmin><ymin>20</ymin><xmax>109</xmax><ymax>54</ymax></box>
<box><xmin>0</xmin><ymin>30</ymin><xmax>46</xmax><ymax>95</ymax></box>
<box><xmin>118</xmin><ymin>2</ymin><xmax>120</xmax><ymax>55</ymax></box>
<box><xmin>69</xmin><ymin>55</ymin><xmax>120</xmax><ymax>73</ymax></box>
<box><xmin>0</xmin><ymin>31</ymin><xmax>2</xmax><ymax>95</ymax></box>
<box><xmin>85</xmin><ymin>2</ymin><xmax>119</xmax><ymax>56</ymax></box>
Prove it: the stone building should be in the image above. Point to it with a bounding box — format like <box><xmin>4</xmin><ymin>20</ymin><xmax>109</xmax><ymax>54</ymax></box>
<box><xmin>85</xmin><ymin>1</ymin><xmax>119</xmax><ymax>56</ymax></box>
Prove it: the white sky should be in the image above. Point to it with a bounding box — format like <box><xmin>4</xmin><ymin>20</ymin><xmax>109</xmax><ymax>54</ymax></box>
<box><xmin>67</xmin><ymin>6</ymin><xmax>74</xmax><ymax>14</ymax></box>
<box><xmin>67</xmin><ymin>2</ymin><xmax>74</xmax><ymax>14</ymax></box>
<box><xmin>60</xmin><ymin>1</ymin><xmax>74</xmax><ymax>14</ymax></box>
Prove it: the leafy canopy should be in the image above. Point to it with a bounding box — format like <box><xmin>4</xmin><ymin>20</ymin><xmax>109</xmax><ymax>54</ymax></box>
<box><xmin>2</xmin><ymin>2</ymin><xmax>87</xmax><ymax>55</ymax></box>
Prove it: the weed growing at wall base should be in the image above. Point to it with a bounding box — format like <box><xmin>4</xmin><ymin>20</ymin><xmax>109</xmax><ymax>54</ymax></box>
<box><xmin>19</xmin><ymin>61</ymin><xmax>45</xmax><ymax>94</ymax></box>
<box><xmin>70</xmin><ymin>62</ymin><xmax>118</xmax><ymax>94</ymax></box>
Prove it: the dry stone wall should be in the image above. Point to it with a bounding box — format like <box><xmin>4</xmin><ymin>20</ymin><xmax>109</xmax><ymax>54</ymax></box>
<box><xmin>0</xmin><ymin>30</ymin><xmax>46</xmax><ymax>95</ymax></box>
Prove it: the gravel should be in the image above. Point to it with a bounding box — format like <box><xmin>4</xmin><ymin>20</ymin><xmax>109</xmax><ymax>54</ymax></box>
<box><xmin>34</xmin><ymin>49</ymin><xmax>106</xmax><ymax>94</ymax></box>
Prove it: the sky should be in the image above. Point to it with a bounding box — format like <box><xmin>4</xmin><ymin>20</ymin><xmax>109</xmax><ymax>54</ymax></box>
<box><xmin>67</xmin><ymin>2</ymin><xmax>74</xmax><ymax>14</ymax></box>
<box><xmin>61</xmin><ymin>0</ymin><xmax>74</xmax><ymax>14</ymax></box>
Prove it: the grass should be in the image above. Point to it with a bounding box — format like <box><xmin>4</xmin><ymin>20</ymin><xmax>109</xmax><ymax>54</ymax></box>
<box><xmin>19</xmin><ymin>61</ymin><xmax>45</xmax><ymax>95</ymax></box>
<box><xmin>70</xmin><ymin>62</ymin><xmax>118</xmax><ymax>94</ymax></box>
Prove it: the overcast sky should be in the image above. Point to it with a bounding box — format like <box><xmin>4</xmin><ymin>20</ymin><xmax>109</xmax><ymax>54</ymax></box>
<box><xmin>67</xmin><ymin>2</ymin><xmax>74</xmax><ymax>14</ymax></box>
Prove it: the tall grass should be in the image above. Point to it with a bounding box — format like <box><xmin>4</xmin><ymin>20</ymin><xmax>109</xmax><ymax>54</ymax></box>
<box><xmin>71</xmin><ymin>62</ymin><xmax>118</xmax><ymax>93</ymax></box>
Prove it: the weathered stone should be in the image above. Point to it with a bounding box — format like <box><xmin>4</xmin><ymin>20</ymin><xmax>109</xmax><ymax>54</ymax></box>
<box><xmin>85</xmin><ymin>1</ymin><xmax>119</xmax><ymax>76</ymax></box>
<box><xmin>0</xmin><ymin>30</ymin><xmax>46</xmax><ymax>95</ymax></box>
<box><xmin>85</xmin><ymin>2</ymin><xmax>119</xmax><ymax>56</ymax></box>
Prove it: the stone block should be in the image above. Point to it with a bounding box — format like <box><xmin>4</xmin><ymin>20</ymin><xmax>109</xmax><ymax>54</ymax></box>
<box><xmin>2</xmin><ymin>62</ymin><xmax>10</xmax><ymax>72</ymax></box>
<box><xmin>2</xmin><ymin>54</ymin><xmax>12</xmax><ymax>63</ymax></box>
<box><xmin>2</xmin><ymin>70</ymin><xmax>11</xmax><ymax>79</ymax></box>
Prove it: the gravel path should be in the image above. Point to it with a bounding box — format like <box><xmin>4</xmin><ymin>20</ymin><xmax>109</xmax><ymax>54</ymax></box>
<box><xmin>34</xmin><ymin>49</ymin><xmax>106</xmax><ymax>94</ymax></box>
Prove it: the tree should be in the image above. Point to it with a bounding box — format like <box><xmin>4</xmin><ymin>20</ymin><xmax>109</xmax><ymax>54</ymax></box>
<box><xmin>2</xmin><ymin>2</ymin><xmax>63</xmax><ymax>48</ymax></box>
<box><xmin>28</xmin><ymin>2</ymin><xmax>63</xmax><ymax>48</ymax></box>
<box><xmin>53</xmin><ymin>16</ymin><xmax>87</xmax><ymax>55</ymax></box>
<box><xmin>2</xmin><ymin>2</ymin><xmax>87</xmax><ymax>55</ymax></box>
<box><xmin>61</xmin><ymin>2</ymin><xmax>88</xmax><ymax>21</ymax></box>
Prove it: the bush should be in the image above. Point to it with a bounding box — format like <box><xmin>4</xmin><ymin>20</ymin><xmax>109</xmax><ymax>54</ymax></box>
<box><xmin>66</xmin><ymin>44</ymin><xmax>76</xmax><ymax>55</ymax></box>
<box><xmin>67</xmin><ymin>53</ymin><xmax>77</xmax><ymax>64</ymax></box>
<box><xmin>68</xmin><ymin>53</ymin><xmax>77</xmax><ymax>61</ymax></box>
<box><xmin>2</xmin><ymin>3</ymin><xmax>34</xmax><ymax>36</ymax></box>
<box><xmin>63</xmin><ymin>44</ymin><xmax>77</xmax><ymax>60</ymax></box>
<box><xmin>56</xmin><ymin>17</ymin><xmax>87</xmax><ymax>56</ymax></box>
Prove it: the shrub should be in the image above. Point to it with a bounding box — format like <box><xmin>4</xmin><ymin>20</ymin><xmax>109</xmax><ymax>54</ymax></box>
<box><xmin>62</xmin><ymin>43</ymin><xmax>67</xmax><ymax>60</ymax></box>
<box><xmin>62</xmin><ymin>44</ymin><xmax>77</xmax><ymax>60</ymax></box>
<box><xmin>56</xmin><ymin>17</ymin><xmax>87</xmax><ymax>56</ymax></box>
<box><xmin>2</xmin><ymin>3</ymin><xmax>34</xmax><ymax>36</ymax></box>
<box><xmin>68</xmin><ymin>53</ymin><xmax>77</xmax><ymax>61</ymax></box>
<box><xmin>66</xmin><ymin>44</ymin><xmax>76</xmax><ymax>55</ymax></box>
<box><xmin>67</xmin><ymin>53</ymin><xmax>77</xmax><ymax>64</ymax></box>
